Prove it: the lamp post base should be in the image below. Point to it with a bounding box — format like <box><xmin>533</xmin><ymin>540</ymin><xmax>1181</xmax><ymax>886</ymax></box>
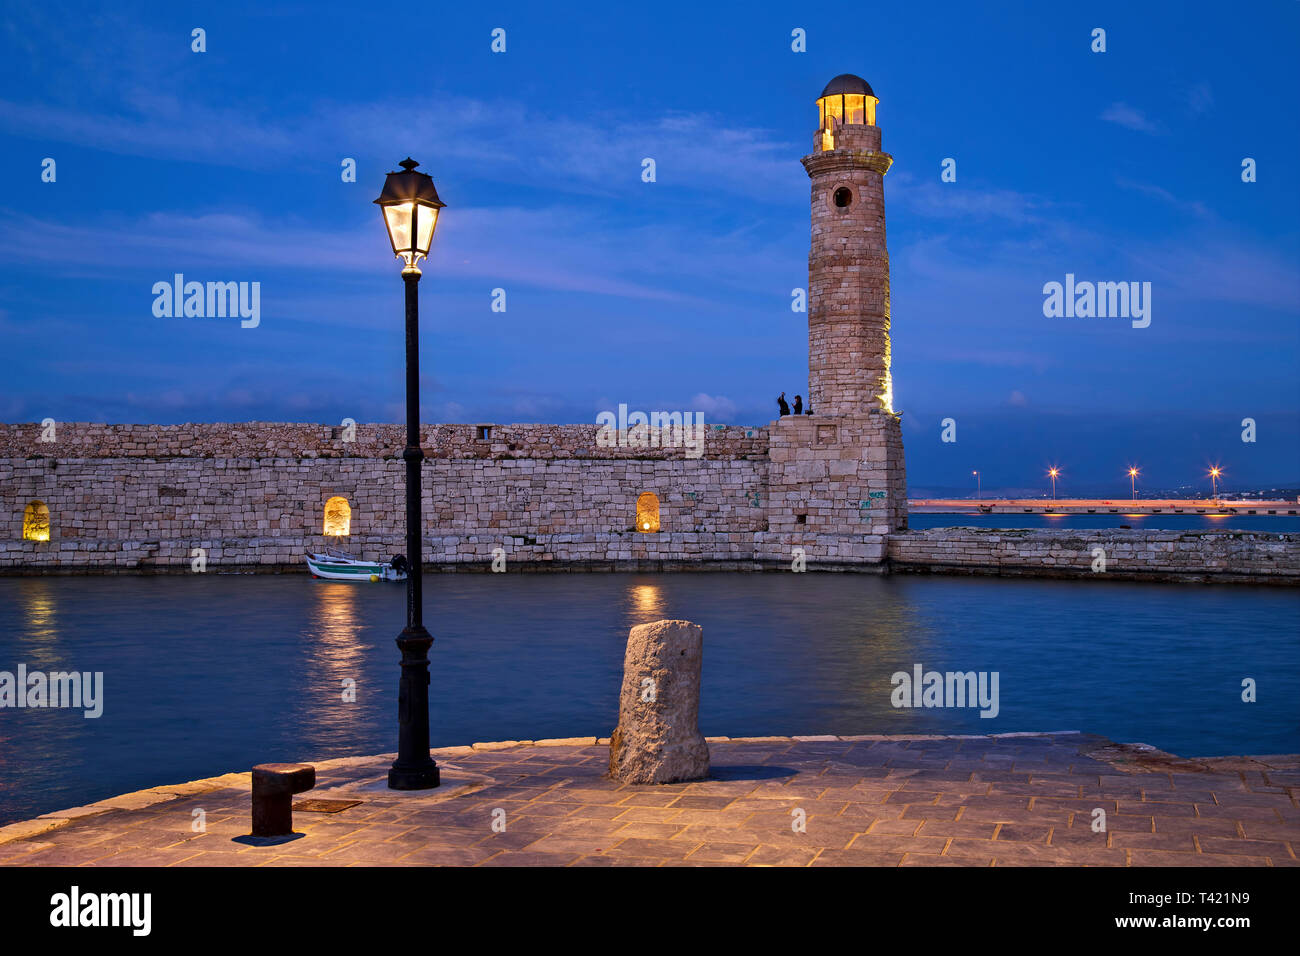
<box><xmin>388</xmin><ymin>624</ymin><xmax>439</xmax><ymax>791</ymax></box>
<box><xmin>388</xmin><ymin>764</ymin><xmax>440</xmax><ymax>790</ymax></box>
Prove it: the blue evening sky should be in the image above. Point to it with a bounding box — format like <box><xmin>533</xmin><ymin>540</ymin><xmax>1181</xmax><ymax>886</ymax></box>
<box><xmin>1</xmin><ymin>0</ymin><xmax>1297</xmax><ymax>493</ymax></box>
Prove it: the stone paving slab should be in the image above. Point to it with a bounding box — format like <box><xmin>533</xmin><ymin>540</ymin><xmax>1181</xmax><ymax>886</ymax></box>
<box><xmin>1</xmin><ymin>733</ymin><xmax>1296</xmax><ymax>867</ymax></box>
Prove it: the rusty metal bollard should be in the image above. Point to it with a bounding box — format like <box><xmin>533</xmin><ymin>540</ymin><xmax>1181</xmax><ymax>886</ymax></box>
<box><xmin>251</xmin><ymin>763</ymin><xmax>316</xmax><ymax>837</ymax></box>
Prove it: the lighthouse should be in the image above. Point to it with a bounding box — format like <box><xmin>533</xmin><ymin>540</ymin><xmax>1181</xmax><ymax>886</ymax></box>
<box><xmin>764</xmin><ymin>75</ymin><xmax>907</xmax><ymax>562</ymax></box>
<box><xmin>801</xmin><ymin>73</ymin><xmax>894</xmax><ymax>416</ymax></box>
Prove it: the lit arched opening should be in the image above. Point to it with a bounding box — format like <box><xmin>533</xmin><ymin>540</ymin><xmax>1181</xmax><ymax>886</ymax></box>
<box><xmin>636</xmin><ymin>493</ymin><xmax>660</xmax><ymax>533</ymax></box>
<box><xmin>323</xmin><ymin>496</ymin><xmax>352</xmax><ymax>536</ymax></box>
<box><xmin>23</xmin><ymin>500</ymin><xmax>50</xmax><ymax>542</ymax></box>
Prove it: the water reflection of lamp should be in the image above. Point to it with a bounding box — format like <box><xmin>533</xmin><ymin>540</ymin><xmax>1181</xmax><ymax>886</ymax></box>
<box><xmin>18</xmin><ymin>580</ymin><xmax>60</xmax><ymax>672</ymax></box>
<box><xmin>312</xmin><ymin>585</ymin><xmax>365</xmax><ymax>676</ymax></box>
<box><xmin>23</xmin><ymin>586</ymin><xmax>56</xmax><ymax>638</ymax></box>
<box><xmin>301</xmin><ymin>584</ymin><xmax>367</xmax><ymax>745</ymax></box>
<box><xmin>629</xmin><ymin>584</ymin><xmax>664</xmax><ymax>618</ymax></box>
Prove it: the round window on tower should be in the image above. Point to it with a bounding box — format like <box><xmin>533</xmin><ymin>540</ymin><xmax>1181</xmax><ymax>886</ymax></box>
<box><xmin>833</xmin><ymin>186</ymin><xmax>853</xmax><ymax>208</ymax></box>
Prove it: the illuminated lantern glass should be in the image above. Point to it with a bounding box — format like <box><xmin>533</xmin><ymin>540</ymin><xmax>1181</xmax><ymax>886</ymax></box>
<box><xmin>815</xmin><ymin>74</ymin><xmax>879</xmax><ymax>152</ymax></box>
<box><xmin>374</xmin><ymin>158</ymin><xmax>446</xmax><ymax>272</ymax></box>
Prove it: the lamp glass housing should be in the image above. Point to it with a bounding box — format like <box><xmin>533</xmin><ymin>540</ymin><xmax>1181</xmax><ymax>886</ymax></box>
<box><xmin>815</xmin><ymin>93</ymin><xmax>880</xmax><ymax>150</ymax></box>
<box><xmin>382</xmin><ymin>201</ymin><xmax>441</xmax><ymax>268</ymax></box>
<box><xmin>383</xmin><ymin>203</ymin><xmax>414</xmax><ymax>259</ymax></box>
<box><xmin>374</xmin><ymin>159</ymin><xmax>445</xmax><ymax>272</ymax></box>
<box><xmin>414</xmin><ymin>203</ymin><xmax>438</xmax><ymax>256</ymax></box>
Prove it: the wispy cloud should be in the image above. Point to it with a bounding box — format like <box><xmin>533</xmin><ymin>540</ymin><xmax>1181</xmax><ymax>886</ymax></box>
<box><xmin>0</xmin><ymin>204</ymin><xmax>794</xmax><ymax>309</ymax></box>
<box><xmin>1126</xmin><ymin>233</ymin><xmax>1300</xmax><ymax>313</ymax></box>
<box><xmin>1099</xmin><ymin>102</ymin><xmax>1163</xmax><ymax>134</ymax></box>
<box><xmin>688</xmin><ymin>393</ymin><xmax>738</xmax><ymax>419</ymax></box>
<box><xmin>1114</xmin><ymin>178</ymin><xmax>1212</xmax><ymax>219</ymax></box>
<box><xmin>890</xmin><ymin>173</ymin><xmax>1053</xmax><ymax>225</ymax></box>
<box><xmin>0</xmin><ymin>90</ymin><xmax>800</xmax><ymax>202</ymax></box>
<box><xmin>1186</xmin><ymin>82</ymin><xmax>1214</xmax><ymax>115</ymax></box>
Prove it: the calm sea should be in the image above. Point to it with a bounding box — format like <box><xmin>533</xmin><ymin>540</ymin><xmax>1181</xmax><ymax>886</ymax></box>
<box><xmin>0</xmin><ymin>572</ymin><xmax>1297</xmax><ymax>825</ymax></box>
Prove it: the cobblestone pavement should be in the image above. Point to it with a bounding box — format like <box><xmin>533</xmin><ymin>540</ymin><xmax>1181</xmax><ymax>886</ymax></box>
<box><xmin>2</xmin><ymin>733</ymin><xmax>1296</xmax><ymax>867</ymax></box>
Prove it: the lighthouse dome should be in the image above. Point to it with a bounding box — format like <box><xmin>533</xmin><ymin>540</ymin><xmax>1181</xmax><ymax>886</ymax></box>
<box><xmin>820</xmin><ymin>74</ymin><xmax>876</xmax><ymax>99</ymax></box>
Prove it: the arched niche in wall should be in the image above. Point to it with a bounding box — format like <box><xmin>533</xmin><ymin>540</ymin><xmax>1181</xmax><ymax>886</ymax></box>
<box><xmin>23</xmin><ymin>500</ymin><xmax>50</xmax><ymax>542</ymax></box>
<box><xmin>323</xmin><ymin>496</ymin><xmax>352</xmax><ymax>536</ymax></box>
<box><xmin>636</xmin><ymin>492</ymin><xmax>660</xmax><ymax>533</ymax></box>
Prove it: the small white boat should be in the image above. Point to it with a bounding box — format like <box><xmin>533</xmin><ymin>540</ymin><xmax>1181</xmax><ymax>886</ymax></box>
<box><xmin>305</xmin><ymin>547</ymin><xmax>408</xmax><ymax>582</ymax></box>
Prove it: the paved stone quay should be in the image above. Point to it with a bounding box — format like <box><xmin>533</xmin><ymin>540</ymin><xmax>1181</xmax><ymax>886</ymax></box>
<box><xmin>2</xmin><ymin>733</ymin><xmax>1296</xmax><ymax>867</ymax></box>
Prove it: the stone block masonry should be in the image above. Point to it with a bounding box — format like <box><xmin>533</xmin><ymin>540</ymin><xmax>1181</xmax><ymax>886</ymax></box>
<box><xmin>2</xmin><ymin>422</ymin><xmax>1296</xmax><ymax>582</ymax></box>
<box><xmin>888</xmin><ymin>528</ymin><xmax>1300</xmax><ymax>586</ymax></box>
<box><xmin>0</xmin><ymin>421</ymin><xmax>894</xmax><ymax>572</ymax></box>
<box><xmin>803</xmin><ymin>105</ymin><xmax>894</xmax><ymax>418</ymax></box>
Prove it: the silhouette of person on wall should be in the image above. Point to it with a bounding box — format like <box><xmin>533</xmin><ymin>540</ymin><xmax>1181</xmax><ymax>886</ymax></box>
<box><xmin>777</xmin><ymin>392</ymin><xmax>790</xmax><ymax>416</ymax></box>
<box><xmin>793</xmin><ymin>395</ymin><xmax>803</xmax><ymax>415</ymax></box>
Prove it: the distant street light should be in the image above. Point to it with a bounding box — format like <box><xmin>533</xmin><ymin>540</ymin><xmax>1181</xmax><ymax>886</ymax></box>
<box><xmin>1048</xmin><ymin>467</ymin><xmax>1060</xmax><ymax>500</ymax></box>
<box><xmin>1128</xmin><ymin>466</ymin><xmax>1139</xmax><ymax>500</ymax></box>
<box><xmin>1210</xmin><ymin>466</ymin><xmax>1222</xmax><ymax>500</ymax></box>
<box><xmin>375</xmin><ymin>157</ymin><xmax>446</xmax><ymax>791</ymax></box>
<box><xmin>972</xmin><ymin>470</ymin><xmax>980</xmax><ymax>500</ymax></box>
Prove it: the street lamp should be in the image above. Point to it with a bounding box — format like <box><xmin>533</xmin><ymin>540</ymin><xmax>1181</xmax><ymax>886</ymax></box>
<box><xmin>972</xmin><ymin>470</ymin><xmax>981</xmax><ymax>500</ymax></box>
<box><xmin>1210</xmin><ymin>466</ymin><xmax>1222</xmax><ymax>500</ymax></box>
<box><xmin>375</xmin><ymin>157</ymin><xmax>445</xmax><ymax>791</ymax></box>
<box><xmin>1128</xmin><ymin>466</ymin><xmax>1139</xmax><ymax>500</ymax></box>
<box><xmin>1048</xmin><ymin>467</ymin><xmax>1059</xmax><ymax>500</ymax></box>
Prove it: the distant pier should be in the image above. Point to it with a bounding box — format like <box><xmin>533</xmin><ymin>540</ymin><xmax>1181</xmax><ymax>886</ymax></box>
<box><xmin>910</xmin><ymin>498</ymin><xmax>1300</xmax><ymax>516</ymax></box>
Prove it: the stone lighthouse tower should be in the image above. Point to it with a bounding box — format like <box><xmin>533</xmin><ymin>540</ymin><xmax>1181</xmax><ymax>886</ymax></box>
<box><xmin>763</xmin><ymin>74</ymin><xmax>907</xmax><ymax>565</ymax></box>
<box><xmin>802</xmin><ymin>73</ymin><xmax>893</xmax><ymax>416</ymax></box>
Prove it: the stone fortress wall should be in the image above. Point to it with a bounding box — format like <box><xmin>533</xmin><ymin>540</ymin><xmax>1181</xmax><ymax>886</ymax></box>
<box><xmin>2</xmin><ymin>421</ymin><xmax>1297</xmax><ymax>583</ymax></box>
<box><xmin>0</xmin><ymin>419</ymin><xmax>902</xmax><ymax>572</ymax></box>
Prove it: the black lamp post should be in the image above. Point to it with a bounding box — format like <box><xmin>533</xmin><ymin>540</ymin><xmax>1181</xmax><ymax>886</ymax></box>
<box><xmin>374</xmin><ymin>158</ymin><xmax>445</xmax><ymax>790</ymax></box>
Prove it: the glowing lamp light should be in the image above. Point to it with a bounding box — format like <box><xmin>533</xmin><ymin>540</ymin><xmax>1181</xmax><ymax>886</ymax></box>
<box><xmin>636</xmin><ymin>492</ymin><xmax>661</xmax><ymax>532</ymax></box>
<box><xmin>374</xmin><ymin>158</ymin><xmax>445</xmax><ymax>274</ymax></box>
<box><xmin>23</xmin><ymin>500</ymin><xmax>50</xmax><ymax>542</ymax></box>
<box><xmin>816</xmin><ymin>74</ymin><xmax>878</xmax><ymax>151</ymax></box>
<box><xmin>878</xmin><ymin>373</ymin><xmax>894</xmax><ymax>413</ymax></box>
<box><xmin>323</xmin><ymin>496</ymin><xmax>352</xmax><ymax>536</ymax></box>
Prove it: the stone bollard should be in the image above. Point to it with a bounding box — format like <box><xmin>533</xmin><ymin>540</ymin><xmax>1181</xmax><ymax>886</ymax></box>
<box><xmin>251</xmin><ymin>763</ymin><xmax>316</xmax><ymax>837</ymax></box>
<box><xmin>609</xmin><ymin>619</ymin><xmax>709</xmax><ymax>784</ymax></box>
